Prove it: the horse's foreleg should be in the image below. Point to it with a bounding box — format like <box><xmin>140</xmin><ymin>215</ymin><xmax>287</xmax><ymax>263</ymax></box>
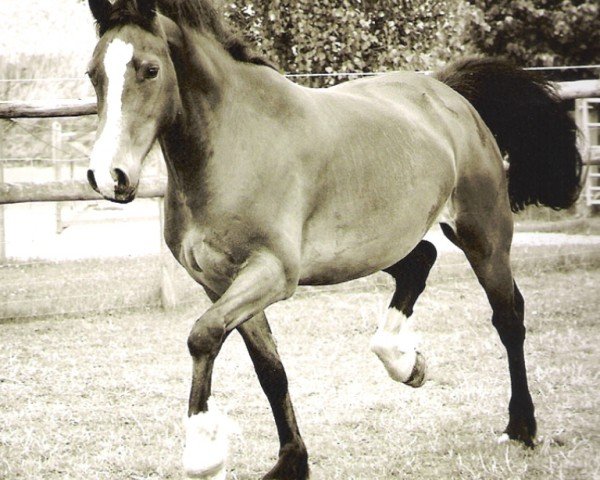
<box><xmin>370</xmin><ymin>240</ymin><xmax>437</xmax><ymax>387</ymax></box>
<box><xmin>183</xmin><ymin>251</ymin><xmax>297</xmax><ymax>479</ymax></box>
<box><xmin>238</xmin><ymin>313</ymin><xmax>309</xmax><ymax>480</ymax></box>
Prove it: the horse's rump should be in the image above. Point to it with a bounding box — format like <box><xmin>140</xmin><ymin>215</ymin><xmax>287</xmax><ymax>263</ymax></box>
<box><xmin>436</xmin><ymin>57</ymin><xmax>582</xmax><ymax>212</ymax></box>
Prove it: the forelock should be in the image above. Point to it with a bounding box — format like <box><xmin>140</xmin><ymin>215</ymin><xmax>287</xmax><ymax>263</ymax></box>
<box><xmin>96</xmin><ymin>0</ymin><xmax>158</xmax><ymax>36</ymax></box>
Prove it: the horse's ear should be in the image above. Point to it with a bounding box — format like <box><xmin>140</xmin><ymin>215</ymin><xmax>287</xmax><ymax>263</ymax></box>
<box><xmin>137</xmin><ymin>0</ymin><xmax>158</xmax><ymax>20</ymax></box>
<box><xmin>88</xmin><ymin>0</ymin><xmax>112</xmax><ymax>26</ymax></box>
<box><xmin>160</xmin><ymin>15</ymin><xmax>184</xmax><ymax>50</ymax></box>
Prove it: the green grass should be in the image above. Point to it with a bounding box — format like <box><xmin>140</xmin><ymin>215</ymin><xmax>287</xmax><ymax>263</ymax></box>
<box><xmin>1</xmin><ymin>267</ymin><xmax>599</xmax><ymax>479</ymax></box>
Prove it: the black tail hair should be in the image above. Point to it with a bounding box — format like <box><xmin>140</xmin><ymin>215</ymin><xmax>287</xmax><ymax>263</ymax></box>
<box><xmin>435</xmin><ymin>57</ymin><xmax>582</xmax><ymax>212</ymax></box>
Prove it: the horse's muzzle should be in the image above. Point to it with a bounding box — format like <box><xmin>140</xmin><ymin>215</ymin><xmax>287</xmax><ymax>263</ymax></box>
<box><xmin>87</xmin><ymin>168</ymin><xmax>137</xmax><ymax>204</ymax></box>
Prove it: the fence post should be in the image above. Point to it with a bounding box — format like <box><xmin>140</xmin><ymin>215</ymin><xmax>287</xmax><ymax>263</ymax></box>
<box><xmin>157</xmin><ymin>157</ymin><xmax>178</xmax><ymax>308</ymax></box>
<box><xmin>52</xmin><ymin>121</ymin><xmax>64</xmax><ymax>233</ymax></box>
<box><xmin>0</xmin><ymin>133</ymin><xmax>5</xmax><ymax>263</ymax></box>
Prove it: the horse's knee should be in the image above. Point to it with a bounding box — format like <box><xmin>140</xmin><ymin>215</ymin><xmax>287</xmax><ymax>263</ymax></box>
<box><xmin>188</xmin><ymin>313</ymin><xmax>226</xmax><ymax>357</ymax></box>
<box><xmin>514</xmin><ymin>282</ymin><xmax>524</xmax><ymax>316</ymax></box>
<box><xmin>416</xmin><ymin>239</ymin><xmax>438</xmax><ymax>269</ymax></box>
<box><xmin>385</xmin><ymin>240</ymin><xmax>437</xmax><ymax>280</ymax></box>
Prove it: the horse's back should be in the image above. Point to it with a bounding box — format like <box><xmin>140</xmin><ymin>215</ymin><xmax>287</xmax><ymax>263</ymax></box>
<box><xmin>329</xmin><ymin>71</ymin><xmax>468</xmax><ymax>119</ymax></box>
<box><xmin>315</xmin><ymin>70</ymin><xmax>497</xmax><ymax>174</ymax></box>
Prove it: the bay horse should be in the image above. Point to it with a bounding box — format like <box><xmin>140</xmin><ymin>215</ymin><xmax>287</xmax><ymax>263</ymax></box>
<box><xmin>86</xmin><ymin>0</ymin><xmax>582</xmax><ymax>478</ymax></box>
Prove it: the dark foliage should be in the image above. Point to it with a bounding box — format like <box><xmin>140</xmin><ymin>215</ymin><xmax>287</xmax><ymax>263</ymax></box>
<box><xmin>466</xmin><ymin>1</ymin><xmax>600</xmax><ymax>81</ymax></box>
<box><xmin>223</xmin><ymin>0</ymin><xmax>477</xmax><ymax>86</ymax></box>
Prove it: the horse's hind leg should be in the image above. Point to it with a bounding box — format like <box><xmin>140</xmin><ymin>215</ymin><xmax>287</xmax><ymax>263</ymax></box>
<box><xmin>238</xmin><ymin>312</ymin><xmax>309</xmax><ymax>480</ymax></box>
<box><xmin>441</xmin><ymin>206</ymin><xmax>536</xmax><ymax>446</ymax></box>
<box><xmin>370</xmin><ymin>240</ymin><xmax>437</xmax><ymax>387</ymax></box>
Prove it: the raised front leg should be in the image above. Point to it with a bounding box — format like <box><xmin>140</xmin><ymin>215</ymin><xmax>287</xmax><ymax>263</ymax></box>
<box><xmin>183</xmin><ymin>250</ymin><xmax>298</xmax><ymax>479</ymax></box>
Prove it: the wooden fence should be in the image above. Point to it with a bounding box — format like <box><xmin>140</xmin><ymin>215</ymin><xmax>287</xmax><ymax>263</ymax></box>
<box><xmin>0</xmin><ymin>177</ymin><xmax>167</xmax><ymax>204</ymax></box>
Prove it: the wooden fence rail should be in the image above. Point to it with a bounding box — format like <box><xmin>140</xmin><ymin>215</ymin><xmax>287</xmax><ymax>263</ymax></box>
<box><xmin>1</xmin><ymin>79</ymin><xmax>599</xmax><ymax>119</ymax></box>
<box><xmin>556</xmin><ymin>80</ymin><xmax>600</xmax><ymax>100</ymax></box>
<box><xmin>0</xmin><ymin>177</ymin><xmax>167</xmax><ymax>205</ymax></box>
<box><xmin>0</xmin><ymin>98</ymin><xmax>97</xmax><ymax>119</ymax></box>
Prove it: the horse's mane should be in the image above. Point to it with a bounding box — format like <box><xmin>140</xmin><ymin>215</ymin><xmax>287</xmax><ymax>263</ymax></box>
<box><xmin>100</xmin><ymin>0</ymin><xmax>275</xmax><ymax>69</ymax></box>
<box><xmin>157</xmin><ymin>0</ymin><xmax>224</xmax><ymax>36</ymax></box>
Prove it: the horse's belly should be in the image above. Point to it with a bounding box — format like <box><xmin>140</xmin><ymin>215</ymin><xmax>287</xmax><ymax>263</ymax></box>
<box><xmin>299</xmin><ymin>183</ymin><xmax>449</xmax><ymax>285</ymax></box>
<box><xmin>299</xmin><ymin>234</ymin><xmax>420</xmax><ymax>285</ymax></box>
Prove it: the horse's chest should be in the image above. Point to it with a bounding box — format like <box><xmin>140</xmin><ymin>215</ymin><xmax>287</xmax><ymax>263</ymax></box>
<box><xmin>162</xmin><ymin>191</ymin><xmax>242</xmax><ymax>289</ymax></box>
<box><xmin>171</xmin><ymin>227</ymin><xmax>243</xmax><ymax>291</ymax></box>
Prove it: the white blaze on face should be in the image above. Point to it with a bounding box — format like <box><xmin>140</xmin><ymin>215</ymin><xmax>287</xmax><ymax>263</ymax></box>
<box><xmin>89</xmin><ymin>38</ymin><xmax>134</xmax><ymax>196</ymax></box>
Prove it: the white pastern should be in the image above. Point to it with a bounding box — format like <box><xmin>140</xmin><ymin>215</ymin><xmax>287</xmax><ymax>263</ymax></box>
<box><xmin>183</xmin><ymin>403</ymin><xmax>238</xmax><ymax>480</ymax></box>
<box><xmin>89</xmin><ymin>38</ymin><xmax>134</xmax><ymax>196</ymax></box>
<box><xmin>370</xmin><ymin>308</ymin><xmax>419</xmax><ymax>383</ymax></box>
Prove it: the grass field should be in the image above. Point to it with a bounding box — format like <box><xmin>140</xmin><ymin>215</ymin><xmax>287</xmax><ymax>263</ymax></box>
<box><xmin>1</xmin><ymin>263</ymin><xmax>599</xmax><ymax>480</ymax></box>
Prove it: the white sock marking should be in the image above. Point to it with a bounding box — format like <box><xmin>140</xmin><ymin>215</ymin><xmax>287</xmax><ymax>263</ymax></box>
<box><xmin>89</xmin><ymin>38</ymin><xmax>134</xmax><ymax>196</ymax></box>
<box><xmin>370</xmin><ymin>308</ymin><xmax>419</xmax><ymax>382</ymax></box>
<box><xmin>183</xmin><ymin>401</ymin><xmax>238</xmax><ymax>479</ymax></box>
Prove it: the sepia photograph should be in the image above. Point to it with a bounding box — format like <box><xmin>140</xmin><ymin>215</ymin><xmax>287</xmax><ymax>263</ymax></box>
<box><xmin>1</xmin><ymin>1</ymin><xmax>598</xmax><ymax>478</ymax></box>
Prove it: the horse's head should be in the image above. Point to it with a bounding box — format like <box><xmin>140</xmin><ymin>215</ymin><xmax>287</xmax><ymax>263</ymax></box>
<box><xmin>86</xmin><ymin>0</ymin><xmax>181</xmax><ymax>203</ymax></box>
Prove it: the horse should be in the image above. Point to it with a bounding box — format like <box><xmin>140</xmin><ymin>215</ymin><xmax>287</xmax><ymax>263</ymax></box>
<box><xmin>85</xmin><ymin>0</ymin><xmax>582</xmax><ymax>478</ymax></box>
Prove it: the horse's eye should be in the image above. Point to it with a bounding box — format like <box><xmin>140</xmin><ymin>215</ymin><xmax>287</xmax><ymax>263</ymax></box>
<box><xmin>145</xmin><ymin>65</ymin><xmax>160</xmax><ymax>79</ymax></box>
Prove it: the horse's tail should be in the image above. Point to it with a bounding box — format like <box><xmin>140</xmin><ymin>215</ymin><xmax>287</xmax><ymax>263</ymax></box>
<box><xmin>435</xmin><ymin>57</ymin><xmax>582</xmax><ymax>212</ymax></box>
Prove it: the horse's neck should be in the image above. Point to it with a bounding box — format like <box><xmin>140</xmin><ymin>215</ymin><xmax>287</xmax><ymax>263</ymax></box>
<box><xmin>160</xmin><ymin>34</ymin><xmax>291</xmax><ymax>196</ymax></box>
<box><xmin>159</xmin><ymin>31</ymin><xmax>231</xmax><ymax>191</ymax></box>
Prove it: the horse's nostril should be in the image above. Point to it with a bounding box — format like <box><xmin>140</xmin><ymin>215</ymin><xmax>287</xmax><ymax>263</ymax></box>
<box><xmin>111</xmin><ymin>168</ymin><xmax>130</xmax><ymax>189</ymax></box>
<box><xmin>87</xmin><ymin>169</ymin><xmax>99</xmax><ymax>192</ymax></box>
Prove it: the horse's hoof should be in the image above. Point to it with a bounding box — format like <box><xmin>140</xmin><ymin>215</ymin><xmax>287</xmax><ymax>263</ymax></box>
<box><xmin>404</xmin><ymin>351</ymin><xmax>426</xmax><ymax>388</ymax></box>
<box><xmin>496</xmin><ymin>432</ymin><xmax>535</xmax><ymax>449</ymax></box>
<box><xmin>262</xmin><ymin>443</ymin><xmax>309</xmax><ymax>480</ymax></box>
<box><xmin>185</xmin><ymin>463</ymin><xmax>226</xmax><ymax>480</ymax></box>
<box><xmin>370</xmin><ymin>332</ymin><xmax>422</xmax><ymax>384</ymax></box>
<box><xmin>503</xmin><ymin>417</ymin><xmax>536</xmax><ymax>448</ymax></box>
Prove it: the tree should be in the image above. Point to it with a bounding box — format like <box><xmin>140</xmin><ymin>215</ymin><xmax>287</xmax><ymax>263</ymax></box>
<box><xmin>81</xmin><ymin>0</ymin><xmax>479</xmax><ymax>85</ymax></box>
<box><xmin>224</xmin><ymin>0</ymin><xmax>478</xmax><ymax>86</ymax></box>
<box><xmin>467</xmin><ymin>0</ymin><xmax>600</xmax><ymax>80</ymax></box>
